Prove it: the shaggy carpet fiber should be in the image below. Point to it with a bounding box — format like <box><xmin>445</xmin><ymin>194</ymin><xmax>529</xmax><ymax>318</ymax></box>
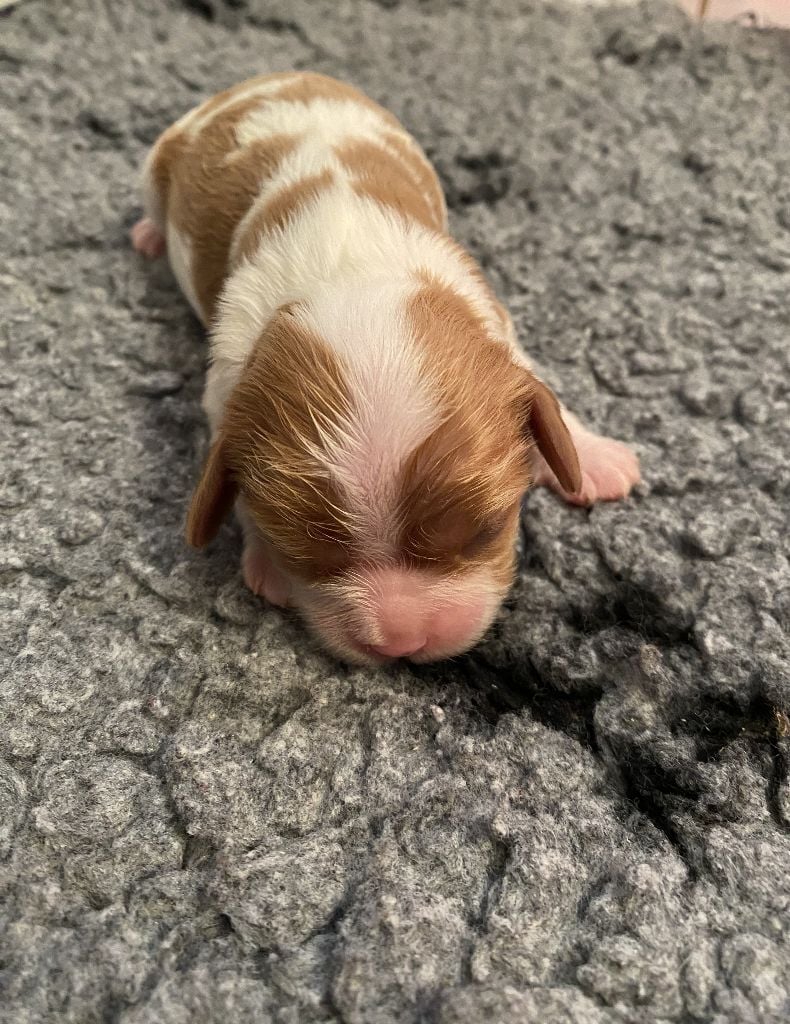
<box><xmin>2</xmin><ymin>0</ymin><xmax>790</xmax><ymax>1021</ymax></box>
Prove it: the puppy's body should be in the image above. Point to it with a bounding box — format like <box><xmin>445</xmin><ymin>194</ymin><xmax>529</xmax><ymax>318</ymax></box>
<box><xmin>133</xmin><ymin>72</ymin><xmax>639</xmax><ymax>664</ymax></box>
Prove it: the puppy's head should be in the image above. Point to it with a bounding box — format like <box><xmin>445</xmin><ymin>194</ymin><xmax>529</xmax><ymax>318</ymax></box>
<box><xmin>187</xmin><ymin>281</ymin><xmax>580</xmax><ymax>664</ymax></box>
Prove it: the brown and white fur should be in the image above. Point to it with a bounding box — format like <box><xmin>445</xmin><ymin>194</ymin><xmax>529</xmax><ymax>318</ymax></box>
<box><xmin>132</xmin><ymin>72</ymin><xmax>640</xmax><ymax>665</ymax></box>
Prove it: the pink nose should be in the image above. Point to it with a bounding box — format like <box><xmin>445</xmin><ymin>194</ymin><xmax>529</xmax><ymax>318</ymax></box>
<box><xmin>369</xmin><ymin>637</ymin><xmax>427</xmax><ymax>659</ymax></box>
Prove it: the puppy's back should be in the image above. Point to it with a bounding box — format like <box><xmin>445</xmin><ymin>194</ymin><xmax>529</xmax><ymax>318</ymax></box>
<box><xmin>141</xmin><ymin>72</ymin><xmax>447</xmax><ymax>323</ymax></box>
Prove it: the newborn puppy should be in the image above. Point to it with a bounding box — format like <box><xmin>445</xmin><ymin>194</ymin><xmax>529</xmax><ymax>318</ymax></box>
<box><xmin>132</xmin><ymin>72</ymin><xmax>639</xmax><ymax>665</ymax></box>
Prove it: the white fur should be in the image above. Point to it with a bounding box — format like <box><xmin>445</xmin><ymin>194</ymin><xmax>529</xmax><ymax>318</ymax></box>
<box><xmin>165</xmin><ymin>225</ymin><xmax>202</xmax><ymax>321</ymax></box>
<box><xmin>293</xmin><ymin>282</ymin><xmax>442</xmax><ymax>553</ymax></box>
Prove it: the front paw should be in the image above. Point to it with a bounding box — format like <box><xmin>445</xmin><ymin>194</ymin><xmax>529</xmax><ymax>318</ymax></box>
<box><xmin>565</xmin><ymin>433</ymin><xmax>641</xmax><ymax>506</ymax></box>
<box><xmin>242</xmin><ymin>544</ymin><xmax>291</xmax><ymax>607</ymax></box>
<box><xmin>534</xmin><ymin>433</ymin><xmax>640</xmax><ymax>507</ymax></box>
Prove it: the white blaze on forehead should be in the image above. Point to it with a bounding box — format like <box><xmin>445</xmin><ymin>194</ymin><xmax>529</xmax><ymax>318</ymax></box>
<box><xmin>293</xmin><ymin>282</ymin><xmax>441</xmax><ymax>551</ymax></box>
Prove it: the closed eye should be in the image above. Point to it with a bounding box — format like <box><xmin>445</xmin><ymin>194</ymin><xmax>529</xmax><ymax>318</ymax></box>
<box><xmin>460</xmin><ymin>519</ymin><xmax>508</xmax><ymax>558</ymax></box>
<box><xmin>400</xmin><ymin>506</ymin><xmax>517</xmax><ymax>565</ymax></box>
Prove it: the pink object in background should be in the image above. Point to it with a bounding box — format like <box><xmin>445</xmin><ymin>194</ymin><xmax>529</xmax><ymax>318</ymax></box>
<box><xmin>676</xmin><ymin>0</ymin><xmax>790</xmax><ymax>26</ymax></box>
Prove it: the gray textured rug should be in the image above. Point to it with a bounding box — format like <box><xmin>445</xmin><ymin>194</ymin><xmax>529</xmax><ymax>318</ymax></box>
<box><xmin>3</xmin><ymin>1</ymin><xmax>790</xmax><ymax>1021</ymax></box>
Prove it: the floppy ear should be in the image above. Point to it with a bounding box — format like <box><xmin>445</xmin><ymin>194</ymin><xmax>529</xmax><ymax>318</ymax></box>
<box><xmin>526</xmin><ymin>379</ymin><xmax>582</xmax><ymax>495</ymax></box>
<box><xmin>185</xmin><ymin>436</ymin><xmax>239</xmax><ymax>548</ymax></box>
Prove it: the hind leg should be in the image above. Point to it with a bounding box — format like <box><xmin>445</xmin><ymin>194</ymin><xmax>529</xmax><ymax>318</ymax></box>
<box><xmin>130</xmin><ymin>216</ymin><xmax>166</xmax><ymax>259</ymax></box>
<box><xmin>131</xmin><ymin>124</ymin><xmax>177</xmax><ymax>261</ymax></box>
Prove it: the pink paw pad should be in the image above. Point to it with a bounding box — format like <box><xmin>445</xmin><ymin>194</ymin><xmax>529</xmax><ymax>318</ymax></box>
<box><xmin>130</xmin><ymin>217</ymin><xmax>166</xmax><ymax>259</ymax></box>
<box><xmin>242</xmin><ymin>544</ymin><xmax>291</xmax><ymax>607</ymax></box>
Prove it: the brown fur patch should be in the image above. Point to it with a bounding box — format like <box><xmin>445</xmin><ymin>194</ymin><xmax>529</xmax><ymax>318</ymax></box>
<box><xmin>234</xmin><ymin>169</ymin><xmax>335</xmax><ymax>264</ymax></box>
<box><xmin>381</xmin><ymin>131</ymin><xmax>446</xmax><ymax>229</ymax></box>
<box><xmin>149</xmin><ymin>127</ymin><xmax>185</xmax><ymax>218</ymax></box>
<box><xmin>440</xmin><ymin>238</ymin><xmax>513</xmax><ymax>337</ymax></box>
<box><xmin>149</xmin><ymin>101</ymin><xmax>301</xmax><ymax>321</ymax></box>
<box><xmin>396</xmin><ymin>276</ymin><xmax>581</xmax><ymax>569</ymax></box>
<box><xmin>335</xmin><ymin>137</ymin><xmax>445</xmax><ymax>232</ymax></box>
<box><xmin>220</xmin><ymin>306</ymin><xmax>356</xmax><ymax>578</ymax></box>
<box><xmin>397</xmin><ymin>278</ymin><xmax>533</xmax><ymax>580</ymax></box>
<box><xmin>274</xmin><ymin>75</ymin><xmax>446</xmax><ymax>231</ymax></box>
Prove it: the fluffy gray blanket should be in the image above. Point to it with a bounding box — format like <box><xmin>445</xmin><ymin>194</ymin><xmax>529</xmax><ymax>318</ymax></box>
<box><xmin>3</xmin><ymin>1</ymin><xmax>790</xmax><ymax>1021</ymax></box>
